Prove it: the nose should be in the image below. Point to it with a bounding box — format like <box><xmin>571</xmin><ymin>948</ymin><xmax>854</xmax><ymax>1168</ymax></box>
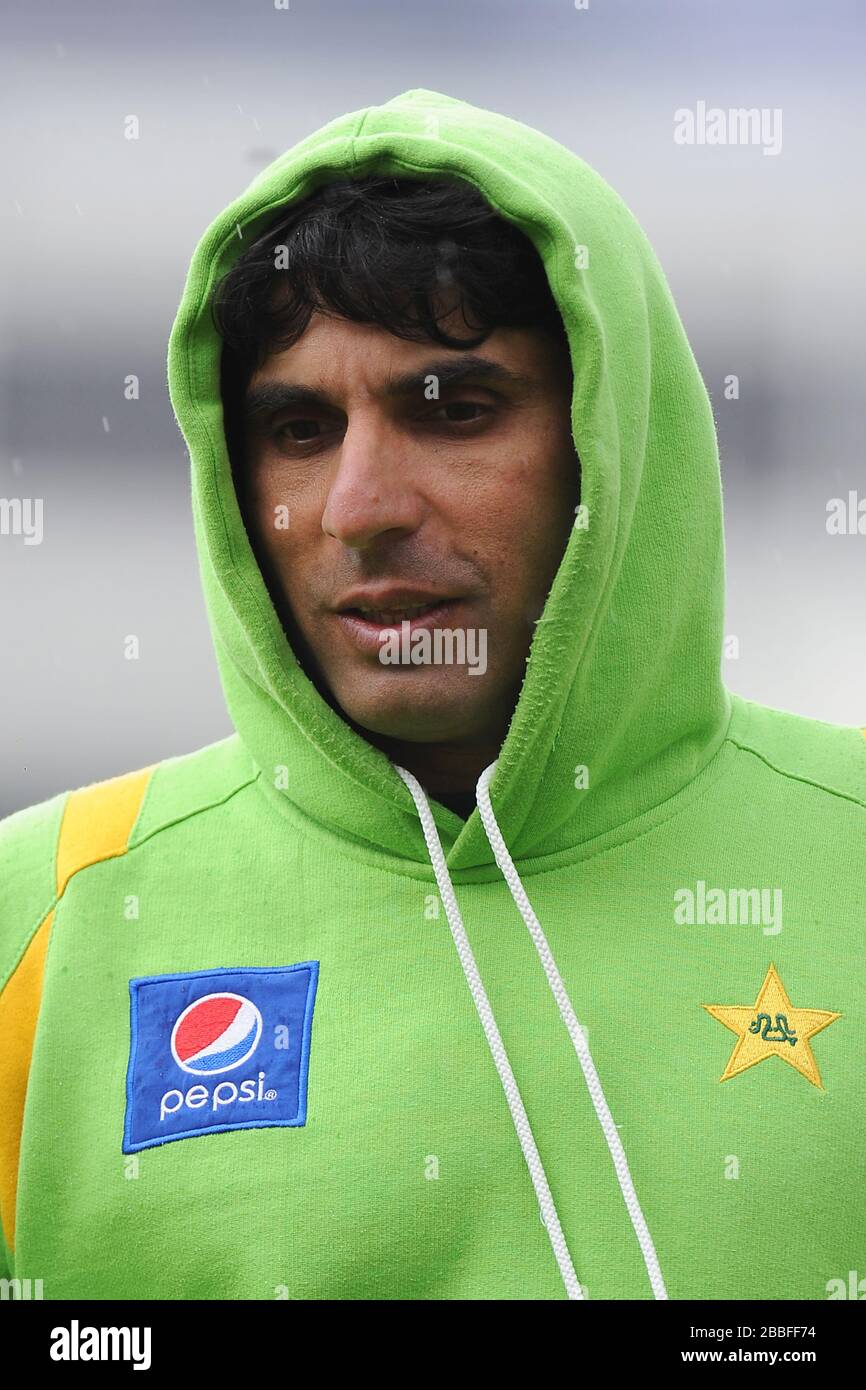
<box><xmin>321</xmin><ymin>413</ymin><xmax>423</xmax><ymax>549</ymax></box>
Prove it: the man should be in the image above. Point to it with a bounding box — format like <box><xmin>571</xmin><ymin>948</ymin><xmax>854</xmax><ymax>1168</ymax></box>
<box><xmin>1</xmin><ymin>88</ymin><xmax>863</xmax><ymax>1302</ymax></box>
<box><xmin>214</xmin><ymin>169</ymin><xmax>580</xmax><ymax>819</ymax></box>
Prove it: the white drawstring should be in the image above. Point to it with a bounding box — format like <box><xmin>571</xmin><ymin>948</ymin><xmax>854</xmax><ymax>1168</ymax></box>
<box><xmin>395</xmin><ymin>764</ymin><xmax>584</xmax><ymax>1300</ymax></box>
<box><xmin>475</xmin><ymin>762</ymin><xmax>668</xmax><ymax>1300</ymax></box>
<box><xmin>396</xmin><ymin>759</ymin><xmax>668</xmax><ymax>1301</ymax></box>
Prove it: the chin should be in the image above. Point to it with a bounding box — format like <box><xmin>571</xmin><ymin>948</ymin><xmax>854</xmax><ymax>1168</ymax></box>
<box><xmin>338</xmin><ymin>675</ymin><xmax>485</xmax><ymax>744</ymax></box>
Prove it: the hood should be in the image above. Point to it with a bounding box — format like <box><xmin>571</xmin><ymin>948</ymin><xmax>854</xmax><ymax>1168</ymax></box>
<box><xmin>167</xmin><ymin>87</ymin><xmax>731</xmax><ymax>876</ymax></box>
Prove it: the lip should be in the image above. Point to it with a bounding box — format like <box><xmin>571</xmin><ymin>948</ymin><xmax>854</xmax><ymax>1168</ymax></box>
<box><xmin>335</xmin><ymin>600</ymin><xmax>465</xmax><ymax>656</ymax></box>
<box><xmin>335</xmin><ymin>586</ymin><xmax>458</xmax><ymax>611</ymax></box>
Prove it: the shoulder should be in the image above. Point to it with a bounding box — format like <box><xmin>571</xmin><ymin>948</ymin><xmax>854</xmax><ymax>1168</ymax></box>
<box><xmin>0</xmin><ymin>735</ymin><xmax>257</xmax><ymax>987</ymax></box>
<box><xmin>726</xmin><ymin>695</ymin><xmax>866</xmax><ymax>812</ymax></box>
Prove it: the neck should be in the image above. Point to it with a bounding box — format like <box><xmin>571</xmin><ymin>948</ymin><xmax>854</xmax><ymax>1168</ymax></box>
<box><xmin>360</xmin><ymin>726</ymin><xmax>506</xmax><ymax>799</ymax></box>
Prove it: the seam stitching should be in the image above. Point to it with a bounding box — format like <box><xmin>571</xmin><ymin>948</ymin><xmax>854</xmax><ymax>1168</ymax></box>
<box><xmin>104</xmin><ymin>772</ymin><xmax>259</xmax><ymax>864</ymax></box>
<box><xmin>725</xmin><ymin>736</ymin><xmax>866</xmax><ymax>814</ymax></box>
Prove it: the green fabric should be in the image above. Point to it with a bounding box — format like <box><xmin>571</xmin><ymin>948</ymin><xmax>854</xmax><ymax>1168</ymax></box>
<box><xmin>2</xmin><ymin>88</ymin><xmax>864</xmax><ymax>1301</ymax></box>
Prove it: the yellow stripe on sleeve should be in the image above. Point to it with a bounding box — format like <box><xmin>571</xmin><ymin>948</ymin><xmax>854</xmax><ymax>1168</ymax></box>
<box><xmin>0</xmin><ymin>764</ymin><xmax>153</xmax><ymax>1255</ymax></box>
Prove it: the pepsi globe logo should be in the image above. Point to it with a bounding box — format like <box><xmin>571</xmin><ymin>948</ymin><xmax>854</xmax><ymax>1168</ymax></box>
<box><xmin>171</xmin><ymin>993</ymin><xmax>263</xmax><ymax>1076</ymax></box>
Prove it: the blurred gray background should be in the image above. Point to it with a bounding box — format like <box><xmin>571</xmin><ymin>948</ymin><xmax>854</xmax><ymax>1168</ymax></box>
<box><xmin>2</xmin><ymin>0</ymin><xmax>864</xmax><ymax>818</ymax></box>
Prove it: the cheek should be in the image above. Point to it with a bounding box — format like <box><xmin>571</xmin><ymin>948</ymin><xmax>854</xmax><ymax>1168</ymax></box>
<box><xmin>243</xmin><ymin>468</ymin><xmax>313</xmax><ymax>562</ymax></box>
<box><xmin>460</xmin><ymin>445</ymin><xmax>562</xmax><ymax>554</ymax></box>
<box><xmin>242</xmin><ymin>463</ymin><xmax>278</xmax><ymax>530</ymax></box>
<box><xmin>472</xmin><ymin>447</ymin><xmax>574</xmax><ymax>613</ymax></box>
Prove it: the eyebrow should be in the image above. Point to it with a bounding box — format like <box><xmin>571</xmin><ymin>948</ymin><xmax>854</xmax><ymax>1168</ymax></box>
<box><xmin>242</xmin><ymin>355</ymin><xmax>534</xmax><ymax>422</ymax></box>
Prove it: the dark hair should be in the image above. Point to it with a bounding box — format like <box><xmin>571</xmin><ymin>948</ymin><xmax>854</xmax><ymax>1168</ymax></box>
<box><xmin>211</xmin><ymin>174</ymin><xmax>569</xmax><ymax>451</ymax></box>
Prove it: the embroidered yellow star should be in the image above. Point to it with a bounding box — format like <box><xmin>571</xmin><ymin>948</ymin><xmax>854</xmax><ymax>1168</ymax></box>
<box><xmin>702</xmin><ymin>964</ymin><xmax>840</xmax><ymax>1088</ymax></box>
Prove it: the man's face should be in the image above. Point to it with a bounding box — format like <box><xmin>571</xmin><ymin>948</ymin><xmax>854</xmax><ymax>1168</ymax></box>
<box><xmin>238</xmin><ymin>305</ymin><xmax>578</xmax><ymax>747</ymax></box>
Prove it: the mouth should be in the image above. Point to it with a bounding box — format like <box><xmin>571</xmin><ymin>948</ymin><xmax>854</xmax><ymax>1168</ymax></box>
<box><xmin>342</xmin><ymin>600</ymin><xmax>444</xmax><ymax>625</ymax></box>
<box><xmin>335</xmin><ymin>598</ymin><xmax>464</xmax><ymax>655</ymax></box>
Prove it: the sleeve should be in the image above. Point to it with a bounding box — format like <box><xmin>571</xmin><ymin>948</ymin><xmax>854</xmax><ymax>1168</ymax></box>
<box><xmin>0</xmin><ymin>790</ymin><xmax>67</xmax><ymax>1277</ymax></box>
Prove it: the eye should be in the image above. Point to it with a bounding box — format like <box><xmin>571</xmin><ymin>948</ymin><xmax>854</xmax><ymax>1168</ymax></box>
<box><xmin>274</xmin><ymin>418</ymin><xmax>322</xmax><ymax>442</ymax></box>
<box><xmin>431</xmin><ymin>400</ymin><xmax>492</xmax><ymax>423</ymax></box>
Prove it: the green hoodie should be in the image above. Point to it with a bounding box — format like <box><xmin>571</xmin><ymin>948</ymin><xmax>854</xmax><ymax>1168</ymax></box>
<box><xmin>2</xmin><ymin>88</ymin><xmax>864</xmax><ymax>1303</ymax></box>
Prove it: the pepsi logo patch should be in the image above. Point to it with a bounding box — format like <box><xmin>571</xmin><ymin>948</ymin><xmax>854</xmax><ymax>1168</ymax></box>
<box><xmin>123</xmin><ymin>962</ymin><xmax>319</xmax><ymax>1153</ymax></box>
